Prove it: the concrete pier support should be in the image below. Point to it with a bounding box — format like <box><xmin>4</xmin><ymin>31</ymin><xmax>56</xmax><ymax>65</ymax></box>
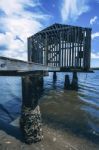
<box><xmin>71</xmin><ymin>72</ymin><xmax>78</xmax><ymax>90</ymax></box>
<box><xmin>53</xmin><ymin>72</ymin><xmax>57</xmax><ymax>81</ymax></box>
<box><xmin>20</xmin><ymin>75</ymin><xmax>43</xmax><ymax>144</ymax></box>
<box><xmin>64</xmin><ymin>75</ymin><xmax>71</xmax><ymax>90</ymax></box>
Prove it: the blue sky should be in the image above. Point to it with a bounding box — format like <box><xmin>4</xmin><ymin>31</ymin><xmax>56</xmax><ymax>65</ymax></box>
<box><xmin>0</xmin><ymin>0</ymin><xmax>99</xmax><ymax>67</ymax></box>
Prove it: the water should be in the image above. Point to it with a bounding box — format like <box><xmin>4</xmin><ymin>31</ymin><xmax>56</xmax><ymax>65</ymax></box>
<box><xmin>0</xmin><ymin>71</ymin><xmax>99</xmax><ymax>143</ymax></box>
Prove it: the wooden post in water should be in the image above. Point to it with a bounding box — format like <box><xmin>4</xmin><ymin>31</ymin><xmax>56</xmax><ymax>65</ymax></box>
<box><xmin>64</xmin><ymin>75</ymin><xmax>71</xmax><ymax>90</ymax></box>
<box><xmin>71</xmin><ymin>71</ymin><xmax>78</xmax><ymax>90</ymax></box>
<box><xmin>53</xmin><ymin>71</ymin><xmax>57</xmax><ymax>81</ymax></box>
<box><xmin>20</xmin><ymin>74</ymin><xmax>43</xmax><ymax>144</ymax></box>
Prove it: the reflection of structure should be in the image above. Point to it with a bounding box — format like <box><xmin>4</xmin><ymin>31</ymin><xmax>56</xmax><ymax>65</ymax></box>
<box><xmin>0</xmin><ymin>23</ymin><xmax>92</xmax><ymax>144</ymax></box>
<box><xmin>28</xmin><ymin>23</ymin><xmax>91</xmax><ymax>71</ymax></box>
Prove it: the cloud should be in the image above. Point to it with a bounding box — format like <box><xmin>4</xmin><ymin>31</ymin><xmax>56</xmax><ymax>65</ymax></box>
<box><xmin>92</xmin><ymin>32</ymin><xmax>99</xmax><ymax>39</ymax></box>
<box><xmin>91</xmin><ymin>52</ymin><xmax>99</xmax><ymax>59</ymax></box>
<box><xmin>90</xmin><ymin>16</ymin><xmax>98</xmax><ymax>25</ymax></box>
<box><xmin>61</xmin><ymin>0</ymin><xmax>90</xmax><ymax>22</ymax></box>
<box><xmin>0</xmin><ymin>0</ymin><xmax>50</xmax><ymax>61</ymax></box>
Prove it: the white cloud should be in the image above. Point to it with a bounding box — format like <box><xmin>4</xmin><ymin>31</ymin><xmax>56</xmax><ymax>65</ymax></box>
<box><xmin>90</xmin><ymin>16</ymin><xmax>98</xmax><ymax>25</ymax></box>
<box><xmin>92</xmin><ymin>32</ymin><xmax>99</xmax><ymax>40</ymax></box>
<box><xmin>0</xmin><ymin>0</ymin><xmax>50</xmax><ymax>61</ymax></box>
<box><xmin>91</xmin><ymin>52</ymin><xmax>99</xmax><ymax>59</ymax></box>
<box><xmin>0</xmin><ymin>32</ymin><xmax>27</xmax><ymax>60</ymax></box>
<box><xmin>61</xmin><ymin>0</ymin><xmax>90</xmax><ymax>22</ymax></box>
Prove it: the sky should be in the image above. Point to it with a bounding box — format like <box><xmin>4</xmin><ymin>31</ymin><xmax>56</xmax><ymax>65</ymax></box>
<box><xmin>0</xmin><ymin>0</ymin><xmax>99</xmax><ymax>67</ymax></box>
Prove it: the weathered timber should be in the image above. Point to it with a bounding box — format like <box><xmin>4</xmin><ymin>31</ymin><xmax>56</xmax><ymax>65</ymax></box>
<box><xmin>0</xmin><ymin>56</ymin><xmax>93</xmax><ymax>76</ymax></box>
<box><xmin>71</xmin><ymin>72</ymin><xmax>78</xmax><ymax>90</ymax></box>
<box><xmin>53</xmin><ymin>71</ymin><xmax>57</xmax><ymax>81</ymax></box>
<box><xmin>64</xmin><ymin>75</ymin><xmax>71</xmax><ymax>90</ymax></box>
<box><xmin>28</xmin><ymin>23</ymin><xmax>92</xmax><ymax>72</ymax></box>
<box><xmin>0</xmin><ymin>56</ymin><xmax>60</xmax><ymax>76</ymax></box>
<box><xmin>20</xmin><ymin>75</ymin><xmax>43</xmax><ymax>144</ymax></box>
<box><xmin>0</xmin><ymin>23</ymin><xmax>93</xmax><ymax>145</ymax></box>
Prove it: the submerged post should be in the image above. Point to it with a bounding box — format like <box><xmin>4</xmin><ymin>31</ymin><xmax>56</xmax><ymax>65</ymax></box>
<box><xmin>20</xmin><ymin>75</ymin><xmax>43</xmax><ymax>144</ymax></box>
<box><xmin>71</xmin><ymin>71</ymin><xmax>78</xmax><ymax>90</ymax></box>
<box><xmin>64</xmin><ymin>75</ymin><xmax>71</xmax><ymax>90</ymax></box>
<box><xmin>53</xmin><ymin>71</ymin><xmax>57</xmax><ymax>81</ymax></box>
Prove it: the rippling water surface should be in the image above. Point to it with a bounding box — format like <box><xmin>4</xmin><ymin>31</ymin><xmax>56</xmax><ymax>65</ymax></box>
<box><xmin>0</xmin><ymin>71</ymin><xmax>99</xmax><ymax>142</ymax></box>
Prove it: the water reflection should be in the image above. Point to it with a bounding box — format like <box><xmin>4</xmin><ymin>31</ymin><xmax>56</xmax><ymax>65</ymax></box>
<box><xmin>0</xmin><ymin>71</ymin><xmax>99</xmax><ymax>143</ymax></box>
<box><xmin>40</xmin><ymin>71</ymin><xmax>99</xmax><ymax>143</ymax></box>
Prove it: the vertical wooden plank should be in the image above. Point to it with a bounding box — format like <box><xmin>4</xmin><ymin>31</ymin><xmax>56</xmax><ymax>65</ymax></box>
<box><xmin>64</xmin><ymin>40</ymin><xmax>66</xmax><ymax>67</ymax></box>
<box><xmin>88</xmin><ymin>29</ymin><xmax>91</xmax><ymax>69</ymax></box>
<box><xmin>75</xmin><ymin>27</ymin><xmax>78</xmax><ymax>68</ymax></box>
<box><xmin>81</xmin><ymin>44</ymin><xmax>83</xmax><ymax>68</ymax></box>
<box><xmin>66</xmin><ymin>42</ymin><xmax>68</xmax><ymax>67</ymax></box>
<box><xmin>45</xmin><ymin>34</ymin><xmax>48</xmax><ymax>65</ymax></box>
<box><xmin>40</xmin><ymin>35</ymin><xmax>43</xmax><ymax>64</ymax></box>
<box><xmin>79</xmin><ymin>28</ymin><xmax>82</xmax><ymax>68</ymax></box>
<box><xmin>52</xmin><ymin>38</ymin><xmax>54</xmax><ymax>67</ymax></box>
<box><xmin>84</xmin><ymin>29</ymin><xmax>91</xmax><ymax>70</ymax></box>
<box><xmin>72</xmin><ymin>36</ymin><xmax>74</xmax><ymax>67</ymax></box>
<box><xmin>53</xmin><ymin>40</ymin><xmax>55</xmax><ymax>67</ymax></box>
<box><xmin>59</xmin><ymin>32</ymin><xmax>61</xmax><ymax>67</ymax></box>
<box><xmin>67</xmin><ymin>30</ymin><xmax>69</xmax><ymax>67</ymax></box>
<box><xmin>38</xmin><ymin>36</ymin><xmax>40</xmax><ymax>63</ymax></box>
<box><xmin>49</xmin><ymin>36</ymin><xmax>51</xmax><ymax>66</ymax></box>
<box><xmin>61</xmin><ymin>33</ymin><xmax>63</xmax><ymax>67</ymax></box>
<box><xmin>70</xmin><ymin>28</ymin><xmax>72</xmax><ymax>67</ymax></box>
<box><xmin>36</xmin><ymin>36</ymin><xmax>39</xmax><ymax>63</ymax></box>
<box><xmin>74</xmin><ymin>27</ymin><xmax>76</xmax><ymax>67</ymax></box>
<box><xmin>72</xmin><ymin>28</ymin><xmax>74</xmax><ymax>67</ymax></box>
<box><xmin>42</xmin><ymin>36</ymin><xmax>44</xmax><ymax>65</ymax></box>
<box><xmin>65</xmin><ymin>41</ymin><xmax>67</xmax><ymax>67</ymax></box>
<box><xmin>27</xmin><ymin>37</ymin><xmax>32</xmax><ymax>61</ymax></box>
<box><xmin>77</xmin><ymin>27</ymin><xmax>79</xmax><ymax>68</ymax></box>
<box><xmin>79</xmin><ymin>42</ymin><xmax>82</xmax><ymax>67</ymax></box>
<box><xmin>51</xmin><ymin>36</ymin><xmax>53</xmax><ymax>66</ymax></box>
<box><xmin>69</xmin><ymin>28</ymin><xmax>71</xmax><ymax>67</ymax></box>
<box><xmin>56</xmin><ymin>38</ymin><xmax>58</xmax><ymax>67</ymax></box>
<box><xmin>33</xmin><ymin>39</ymin><xmax>36</xmax><ymax>63</ymax></box>
<box><xmin>54</xmin><ymin>37</ymin><xmax>55</xmax><ymax>67</ymax></box>
<box><xmin>58</xmin><ymin>43</ymin><xmax>60</xmax><ymax>67</ymax></box>
<box><xmin>63</xmin><ymin>41</ymin><xmax>64</xmax><ymax>67</ymax></box>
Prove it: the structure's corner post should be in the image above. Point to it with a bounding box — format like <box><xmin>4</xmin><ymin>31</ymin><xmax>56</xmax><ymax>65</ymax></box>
<box><xmin>71</xmin><ymin>71</ymin><xmax>78</xmax><ymax>90</ymax></box>
<box><xmin>20</xmin><ymin>75</ymin><xmax>43</xmax><ymax>144</ymax></box>
<box><xmin>64</xmin><ymin>75</ymin><xmax>71</xmax><ymax>90</ymax></box>
<box><xmin>53</xmin><ymin>72</ymin><xmax>57</xmax><ymax>81</ymax></box>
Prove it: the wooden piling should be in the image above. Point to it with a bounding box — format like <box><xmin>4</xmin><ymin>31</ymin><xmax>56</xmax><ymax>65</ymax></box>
<box><xmin>64</xmin><ymin>75</ymin><xmax>71</xmax><ymax>90</ymax></box>
<box><xmin>53</xmin><ymin>71</ymin><xmax>57</xmax><ymax>81</ymax></box>
<box><xmin>71</xmin><ymin>71</ymin><xmax>78</xmax><ymax>90</ymax></box>
<box><xmin>20</xmin><ymin>75</ymin><xmax>43</xmax><ymax>144</ymax></box>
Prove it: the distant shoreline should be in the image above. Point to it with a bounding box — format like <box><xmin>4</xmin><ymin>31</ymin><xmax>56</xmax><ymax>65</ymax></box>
<box><xmin>91</xmin><ymin>68</ymin><xmax>99</xmax><ymax>70</ymax></box>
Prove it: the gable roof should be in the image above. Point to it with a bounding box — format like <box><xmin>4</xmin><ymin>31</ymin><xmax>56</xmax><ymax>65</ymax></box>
<box><xmin>29</xmin><ymin>23</ymin><xmax>91</xmax><ymax>38</ymax></box>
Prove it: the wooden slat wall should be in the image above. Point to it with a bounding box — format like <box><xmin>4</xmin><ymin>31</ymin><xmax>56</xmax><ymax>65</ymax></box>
<box><xmin>28</xmin><ymin>25</ymin><xmax>91</xmax><ymax>70</ymax></box>
<box><xmin>83</xmin><ymin>29</ymin><xmax>91</xmax><ymax>70</ymax></box>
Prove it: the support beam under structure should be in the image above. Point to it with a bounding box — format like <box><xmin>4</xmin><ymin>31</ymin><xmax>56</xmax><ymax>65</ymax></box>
<box><xmin>71</xmin><ymin>72</ymin><xmax>78</xmax><ymax>90</ymax></box>
<box><xmin>20</xmin><ymin>75</ymin><xmax>43</xmax><ymax>144</ymax></box>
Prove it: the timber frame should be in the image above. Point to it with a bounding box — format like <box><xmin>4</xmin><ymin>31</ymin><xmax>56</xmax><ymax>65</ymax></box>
<box><xmin>28</xmin><ymin>23</ymin><xmax>91</xmax><ymax>71</ymax></box>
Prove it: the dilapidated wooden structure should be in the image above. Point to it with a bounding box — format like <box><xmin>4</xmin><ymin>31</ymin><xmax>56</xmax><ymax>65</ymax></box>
<box><xmin>0</xmin><ymin>23</ymin><xmax>92</xmax><ymax>144</ymax></box>
<box><xmin>28</xmin><ymin>23</ymin><xmax>91</xmax><ymax>71</ymax></box>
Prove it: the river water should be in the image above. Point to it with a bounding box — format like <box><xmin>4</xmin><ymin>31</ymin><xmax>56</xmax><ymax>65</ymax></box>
<box><xmin>0</xmin><ymin>70</ymin><xmax>99</xmax><ymax>143</ymax></box>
